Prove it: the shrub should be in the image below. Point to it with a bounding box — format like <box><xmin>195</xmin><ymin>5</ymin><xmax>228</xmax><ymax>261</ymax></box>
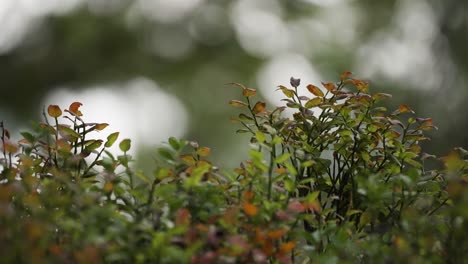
<box><xmin>1</xmin><ymin>72</ymin><xmax>467</xmax><ymax>263</ymax></box>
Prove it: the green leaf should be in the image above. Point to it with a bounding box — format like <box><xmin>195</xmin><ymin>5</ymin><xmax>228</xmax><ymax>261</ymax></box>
<box><xmin>168</xmin><ymin>137</ymin><xmax>180</xmax><ymax>151</ymax></box>
<box><xmin>105</xmin><ymin>132</ymin><xmax>119</xmax><ymax>148</ymax></box>
<box><xmin>275</xmin><ymin>153</ymin><xmax>291</xmax><ymax>164</ymax></box>
<box><xmin>255</xmin><ymin>131</ymin><xmax>266</xmax><ymax>143</ymax></box>
<box><xmin>85</xmin><ymin>140</ymin><xmax>103</xmax><ymax>151</ymax></box>
<box><xmin>119</xmin><ymin>139</ymin><xmax>131</xmax><ymax>152</ymax></box>
<box><xmin>20</xmin><ymin>132</ymin><xmax>35</xmax><ymax>143</ymax></box>
<box><xmin>305</xmin><ymin>97</ymin><xmax>323</xmax><ymax>108</ymax></box>
<box><xmin>158</xmin><ymin>148</ymin><xmax>174</xmax><ymax>161</ymax></box>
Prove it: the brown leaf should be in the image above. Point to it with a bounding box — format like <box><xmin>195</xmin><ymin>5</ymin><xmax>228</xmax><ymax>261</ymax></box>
<box><xmin>307</xmin><ymin>84</ymin><xmax>325</xmax><ymax>97</ymax></box>
<box><xmin>229</xmin><ymin>100</ymin><xmax>248</xmax><ymax>107</ymax></box>
<box><xmin>47</xmin><ymin>105</ymin><xmax>62</xmax><ymax>118</ymax></box>
<box><xmin>321</xmin><ymin>82</ymin><xmax>336</xmax><ymax>91</ymax></box>
<box><xmin>340</xmin><ymin>71</ymin><xmax>352</xmax><ymax>81</ymax></box>
<box><xmin>253</xmin><ymin>101</ymin><xmax>266</xmax><ymax>113</ymax></box>
<box><xmin>68</xmin><ymin>102</ymin><xmax>83</xmax><ymax>116</ymax></box>
<box><xmin>243</xmin><ymin>88</ymin><xmax>257</xmax><ymax>97</ymax></box>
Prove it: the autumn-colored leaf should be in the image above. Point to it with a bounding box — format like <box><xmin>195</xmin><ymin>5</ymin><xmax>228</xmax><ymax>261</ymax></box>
<box><xmin>267</xmin><ymin>228</ymin><xmax>288</xmax><ymax>239</ymax></box>
<box><xmin>243</xmin><ymin>88</ymin><xmax>257</xmax><ymax>97</ymax></box>
<box><xmin>279</xmin><ymin>241</ymin><xmax>296</xmax><ymax>254</ymax></box>
<box><xmin>3</xmin><ymin>140</ymin><xmax>18</xmax><ymax>153</ymax></box>
<box><xmin>175</xmin><ymin>208</ymin><xmax>191</xmax><ymax>226</ymax></box>
<box><xmin>196</xmin><ymin>147</ymin><xmax>211</xmax><ymax>157</ymax></box>
<box><xmin>307</xmin><ymin>84</ymin><xmax>324</xmax><ymax>97</ymax></box>
<box><xmin>243</xmin><ymin>191</ymin><xmax>255</xmax><ymax>201</ymax></box>
<box><xmin>227</xmin><ymin>82</ymin><xmax>247</xmax><ymax>90</ymax></box>
<box><xmin>243</xmin><ymin>202</ymin><xmax>258</xmax><ymax>217</ymax></box>
<box><xmin>321</xmin><ymin>82</ymin><xmax>336</xmax><ymax>91</ymax></box>
<box><xmin>287</xmin><ymin>201</ymin><xmax>305</xmax><ymax>213</ymax></box>
<box><xmin>372</xmin><ymin>93</ymin><xmax>392</xmax><ymax>101</ymax></box>
<box><xmin>68</xmin><ymin>102</ymin><xmax>83</xmax><ymax>116</ymax></box>
<box><xmin>253</xmin><ymin>101</ymin><xmax>266</xmax><ymax>114</ymax></box>
<box><xmin>180</xmin><ymin>154</ymin><xmax>196</xmax><ymax>165</ymax></box>
<box><xmin>397</xmin><ymin>104</ymin><xmax>414</xmax><ymax>114</ymax></box>
<box><xmin>340</xmin><ymin>71</ymin><xmax>352</xmax><ymax>81</ymax></box>
<box><xmin>93</xmin><ymin>123</ymin><xmax>109</xmax><ymax>131</ymax></box>
<box><xmin>47</xmin><ymin>105</ymin><xmax>62</xmax><ymax>118</ymax></box>
<box><xmin>347</xmin><ymin>79</ymin><xmax>369</xmax><ymax>92</ymax></box>
<box><xmin>229</xmin><ymin>100</ymin><xmax>248</xmax><ymax>107</ymax></box>
<box><xmin>274</xmin><ymin>167</ymin><xmax>287</xmax><ymax>174</ymax></box>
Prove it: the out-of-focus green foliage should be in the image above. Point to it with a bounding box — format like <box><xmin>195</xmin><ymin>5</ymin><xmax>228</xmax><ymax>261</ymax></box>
<box><xmin>0</xmin><ymin>0</ymin><xmax>467</xmax><ymax>169</ymax></box>
<box><xmin>1</xmin><ymin>73</ymin><xmax>466</xmax><ymax>263</ymax></box>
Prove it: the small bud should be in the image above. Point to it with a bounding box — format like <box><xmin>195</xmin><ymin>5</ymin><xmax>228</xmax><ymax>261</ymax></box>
<box><xmin>290</xmin><ymin>77</ymin><xmax>300</xmax><ymax>88</ymax></box>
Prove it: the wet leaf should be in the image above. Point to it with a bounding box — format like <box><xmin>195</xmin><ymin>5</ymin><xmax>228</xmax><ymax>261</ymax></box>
<box><xmin>243</xmin><ymin>88</ymin><xmax>257</xmax><ymax>97</ymax></box>
<box><xmin>47</xmin><ymin>105</ymin><xmax>62</xmax><ymax>118</ymax></box>
<box><xmin>253</xmin><ymin>101</ymin><xmax>266</xmax><ymax>113</ymax></box>
<box><xmin>229</xmin><ymin>100</ymin><xmax>248</xmax><ymax>107</ymax></box>
<box><xmin>119</xmin><ymin>139</ymin><xmax>131</xmax><ymax>152</ymax></box>
<box><xmin>68</xmin><ymin>102</ymin><xmax>83</xmax><ymax>116</ymax></box>
<box><xmin>105</xmin><ymin>132</ymin><xmax>119</xmax><ymax>148</ymax></box>
<box><xmin>307</xmin><ymin>84</ymin><xmax>324</xmax><ymax>97</ymax></box>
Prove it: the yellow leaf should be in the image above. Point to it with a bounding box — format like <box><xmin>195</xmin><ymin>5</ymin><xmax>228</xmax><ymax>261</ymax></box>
<box><xmin>47</xmin><ymin>105</ymin><xmax>62</xmax><ymax>118</ymax></box>
<box><xmin>277</xmin><ymin>85</ymin><xmax>295</xmax><ymax>98</ymax></box>
<box><xmin>306</xmin><ymin>84</ymin><xmax>324</xmax><ymax>97</ymax></box>
<box><xmin>180</xmin><ymin>154</ymin><xmax>196</xmax><ymax>165</ymax></box>
<box><xmin>196</xmin><ymin>147</ymin><xmax>211</xmax><ymax>157</ymax></box>
<box><xmin>94</xmin><ymin>123</ymin><xmax>109</xmax><ymax>131</ymax></box>
<box><xmin>253</xmin><ymin>101</ymin><xmax>266</xmax><ymax>114</ymax></box>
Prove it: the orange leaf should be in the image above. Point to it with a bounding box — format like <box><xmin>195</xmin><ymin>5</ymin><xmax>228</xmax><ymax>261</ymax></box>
<box><xmin>398</xmin><ymin>104</ymin><xmax>414</xmax><ymax>114</ymax></box>
<box><xmin>243</xmin><ymin>191</ymin><xmax>255</xmax><ymax>201</ymax></box>
<box><xmin>340</xmin><ymin>71</ymin><xmax>352</xmax><ymax>81</ymax></box>
<box><xmin>274</xmin><ymin>167</ymin><xmax>287</xmax><ymax>174</ymax></box>
<box><xmin>348</xmin><ymin>79</ymin><xmax>369</xmax><ymax>92</ymax></box>
<box><xmin>227</xmin><ymin>82</ymin><xmax>247</xmax><ymax>90</ymax></box>
<box><xmin>306</xmin><ymin>84</ymin><xmax>324</xmax><ymax>97</ymax></box>
<box><xmin>279</xmin><ymin>241</ymin><xmax>296</xmax><ymax>254</ymax></box>
<box><xmin>321</xmin><ymin>82</ymin><xmax>336</xmax><ymax>91</ymax></box>
<box><xmin>243</xmin><ymin>202</ymin><xmax>258</xmax><ymax>217</ymax></box>
<box><xmin>229</xmin><ymin>100</ymin><xmax>248</xmax><ymax>107</ymax></box>
<box><xmin>47</xmin><ymin>105</ymin><xmax>62</xmax><ymax>118</ymax></box>
<box><xmin>253</xmin><ymin>101</ymin><xmax>266</xmax><ymax>114</ymax></box>
<box><xmin>68</xmin><ymin>102</ymin><xmax>83</xmax><ymax>116</ymax></box>
<box><xmin>267</xmin><ymin>228</ymin><xmax>288</xmax><ymax>239</ymax></box>
<box><xmin>243</xmin><ymin>88</ymin><xmax>257</xmax><ymax>97</ymax></box>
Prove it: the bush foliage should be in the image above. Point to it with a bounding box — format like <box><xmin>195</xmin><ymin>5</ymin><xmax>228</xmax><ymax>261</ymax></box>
<box><xmin>1</xmin><ymin>73</ymin><xmax>467</xmax><ymax>263</ymax></box>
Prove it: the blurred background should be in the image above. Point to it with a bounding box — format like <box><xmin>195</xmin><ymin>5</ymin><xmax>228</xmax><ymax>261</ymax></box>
<box><xmin>0</xmin><ymin>0</ymin><xmax>467</xmax><ymax>172</ymax></box>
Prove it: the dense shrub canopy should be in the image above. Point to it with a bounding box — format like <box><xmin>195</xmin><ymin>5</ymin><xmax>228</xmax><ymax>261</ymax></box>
<box><xmin>1</xmin><ymin>73</ymin><xmax>467</xmax><ymax>263</ymax></box>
